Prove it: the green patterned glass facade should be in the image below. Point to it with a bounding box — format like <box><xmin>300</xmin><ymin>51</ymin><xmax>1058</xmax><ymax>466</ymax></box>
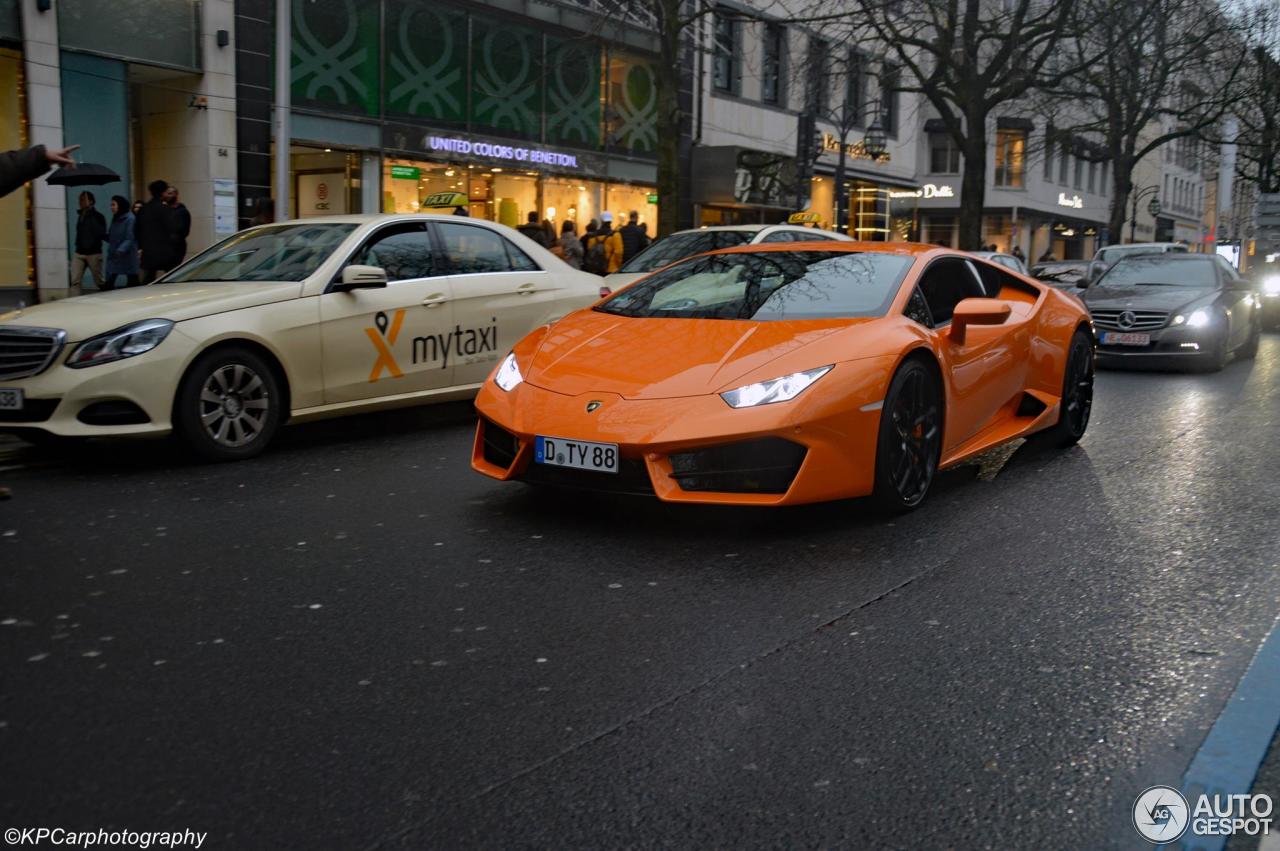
<box><xmin>291</xmin><ymin>0</ymin><xmax>380</xmax><ymax>116</ymax></box>
<box><xmin>288</xmin><ymin>0</ymin><xmax>657</xmax><ymax>158</ymax></box>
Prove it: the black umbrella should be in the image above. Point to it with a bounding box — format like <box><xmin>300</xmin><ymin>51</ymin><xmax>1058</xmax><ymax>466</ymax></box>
<box><xmin>45</xmin><ymin>162</ymin><xmax>121</xmax><ymax>187</ymax></box>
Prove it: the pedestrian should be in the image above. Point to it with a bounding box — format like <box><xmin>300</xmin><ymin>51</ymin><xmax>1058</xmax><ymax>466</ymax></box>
<box><xmin>132</xmin><ymin>200</ymin><xmax>143</xmax><ymax>216</ymax></box>
<box><xmin>541</xmin><ymin>218</ymin><xmax>557</xmax><ymax>247</ymax></box>
<box><xmin>165</xmin><ymin>185</ymin><xmax>191</xmax><ymax>265</ymax></box>
<box><xmin>1038</xmin><ymin>248</ymin><xmax>1055</xmax><ymax>262</ymax></box>
<box><xmin>618</xmin><ymin>210</ymin><xmax>649</xmax><ymax>263</ymax></box>
<box><xmin>0</xmin><ymin>141</ymin><xmax>80</xmax><ymax>502</ymax></box>
<box><xmin>517</xmin><ymin>211</ymin><xmax>549</xmax><ymax>247</ymax></box>
<box><xmin>1010</xmin><ymin>245</ymin><xmax>1025</xmax><ymax>262</ymax></box>
<box><xmin>70</xmin><ymin>190</ymin><xmax>107</xmax><ymax>295</ymax></box>
<box><xmin>558</xmin><ymin>220</ymin><xmax>583</xmax><ymax>269</ymax></box>
<box><xmin>594</xmin><ymin>212</ymin><xmax>623</xmax><ymax>273</ymax></box>
<box><xmin>248</xmin><ymin>197</ymin><xmax>274</xmax><ymax>227</ymax></box>
<box><xmin>104</xmin><ymin>195</ymin><xmax>140</xmax><ymax>290</ymax></box>
<box><xmin>135</xmin><ymin>179</ymin><xmax>180</xmax><ymax>283</ymax></box>
<box><xmin>452</xmin><ymin>205</ymin><xmax>469</xmax><ymax>217</ymax></box>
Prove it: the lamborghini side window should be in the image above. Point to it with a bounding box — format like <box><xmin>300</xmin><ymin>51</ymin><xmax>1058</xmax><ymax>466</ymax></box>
<box><xmin>904</xmin><ymin>286</ymin><xmax>933</xmax><ymax>327</ymax></box>
<box><xmin>918</xmin><ymin>258</ymin><xmax>985</xmax><ymax>324</ymax></box>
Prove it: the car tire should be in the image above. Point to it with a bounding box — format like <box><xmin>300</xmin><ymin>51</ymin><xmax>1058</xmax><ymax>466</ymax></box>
<box><xmin>1036</xmin><ymin>328</ymin><xmax>1094</xmax><ymax>448</ymax></box>
<box><xmin>1237</xmin><ymin>318</ymin><xmax>1260</xmax><ymax>359</ymax></box>
<box><xmin>871</xmin><ymin>358</ymin><xmax>943</xmax><ymax>513</ymax></box>
<box><xmin>1197</xmin><ymin>334</ymin><xmax>1228</xmax><ymax>373</ymax></box>
<box><xmin>174</xmin><ymin>346</ymin><xmax>282</xmax><ymax>462</ymax></box>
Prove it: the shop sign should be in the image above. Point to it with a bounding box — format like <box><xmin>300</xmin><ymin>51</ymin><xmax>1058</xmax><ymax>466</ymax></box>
<box><xmin>390</xmin><ymin>165</ymin><xmax>421</xmax><ymax>180</ymax></box>
<box><xmin>888</xmin><ymin>183</ymin><xmax>955</xmax><ymax>200</ymax></box>
<box><xmin>1058</xmin><ymin>192</ymin><xmax>1083</xmax><ymax>209</ymax></box>
<box><xmin>297</xmin><ymin>172</ymin><xmax>347</xmax><ymax>218</ymax></box>
<box><xmin>427</xmin><ymin>135</ymin><xmax>579</xmax><ymax>169</ymax></box>
<box><xmin>821</xmin><ymin>132</ymin><xmax>891</xmax><ymax>163</ymax></box>
<box><xmin>647</xmin><ymin>194</ymin><xmax>659</xmax><ymax>204</ymax></box>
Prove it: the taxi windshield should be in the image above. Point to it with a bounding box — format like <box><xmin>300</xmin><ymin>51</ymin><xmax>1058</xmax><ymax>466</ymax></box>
<box><xmin>164</xmin><ymin>223</ymin><xmax>357</xmax><ymax>283</ymax></box>
<box><xmin>597</xmin><ymin>250</ymin><xmax>913</xmax><ymax>321</ymax></box>
<box><xmin>617</xmin><ymin>230</ymin><xmax>753</xmax><ymax>274</ymax></box>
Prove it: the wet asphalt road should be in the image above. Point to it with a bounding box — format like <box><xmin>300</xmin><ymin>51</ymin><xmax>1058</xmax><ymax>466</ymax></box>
<box><xmin>2</xmin><ymin>336</ymin><xmax>1279</xmax><ymax>850</ymax></box>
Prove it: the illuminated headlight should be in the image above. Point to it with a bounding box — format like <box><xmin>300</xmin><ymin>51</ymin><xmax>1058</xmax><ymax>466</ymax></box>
<box><xmin>494</xmin><ymin>352</ymin><xmax>523</xmax><ymax>391</ymax></box>
<box><xmin>1185</xmin><ymin>308</ymin><xmax>1212</xmax><ymax>328</ymax></box>
<box><xmin>65</xmin><ymin>319</ymin><xmax>174</xmax><ymax>368</ymax></box>
<box><xmin>1263</xmin><ymin>276</ymin><xmax>1280</xmax><ymax>296</ymax></box>
<box><xmin>720</xmin><ymin>366</ymin><xmax>832</xmax><ymax>408</ymax></box>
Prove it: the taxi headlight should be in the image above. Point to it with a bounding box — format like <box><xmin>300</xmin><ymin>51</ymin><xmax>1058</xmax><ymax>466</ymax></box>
<box><xmin>66</xmin><ymin>319</ymin><xmax>174</xmax><ymax>368</ymax></box>
<box><xmin>1263</xmin><ymin>276</ymin><xmax>1280</xmax><ymax>296</ymax></box>
<box><xmin>494</xmin><ymin>352</ymin><xmax>524</xmax><ymax>392</ymax></box>
<box><xmin>721</xmin><ymin>366</ymin><xmax>832</xmax><ymax>408</ymax></box>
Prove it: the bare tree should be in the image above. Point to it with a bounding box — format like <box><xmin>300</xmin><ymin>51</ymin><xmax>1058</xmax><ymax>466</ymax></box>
<box><xmin>1227</xmin><ymin>3</ymin><xmax>1280</xmax><ymax>196</ymax></box>
<box><xmin>1055</xmin><ymin>0</ymin><xmax>1248</xmax><ymax>243</ymax></box>
<box><xmin>788</xmin><ymin>26</ymin><xmax>886</xmax><ymax>234</ymax></box>
<box><xmin>846</xmin><ymin>0</ymin><xmax>1084</xmax><ymax>249</ymax></box>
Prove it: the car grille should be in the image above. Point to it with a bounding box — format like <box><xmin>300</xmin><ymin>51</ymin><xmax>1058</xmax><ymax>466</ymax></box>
<box><xmin>0</xmin><ymin>326</ymin><xmax>66</xmax><ymax>380</ymax></box>
<box><xmin>669</xmin><ymin>438</ymin><xmax>808</xmax><ymax>494</ymax></box>
<box><xmin>1089</xmin><ymin>309</ymin><xmax>1170</xmax><ymax>331</ymax></box>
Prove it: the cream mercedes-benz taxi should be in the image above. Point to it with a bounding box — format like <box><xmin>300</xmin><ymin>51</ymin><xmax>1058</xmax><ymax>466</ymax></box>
<box><xmin>0</xmin><ymin>215</ymin><xmax>602</xmax><ymax>460</ymax></box>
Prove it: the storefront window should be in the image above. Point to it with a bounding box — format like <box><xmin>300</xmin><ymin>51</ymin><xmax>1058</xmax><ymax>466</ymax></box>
<box><xmin>0</xmin><ymin>47</ymin><xmax>26</xmax><ymax>288</ymax></box>
<box><xmin>381</xmin><ymin>158</ymin><xmax>654</xmax><ymax>234</ymax></box>
<box><xmin>290</xmin><ymin>147</ymin><xmax>363</xmax><ymax>218</ymax></box>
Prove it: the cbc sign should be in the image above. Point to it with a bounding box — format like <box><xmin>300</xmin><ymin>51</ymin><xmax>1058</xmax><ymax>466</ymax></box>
<box><xmin>298</xmin><ymin>172</ymin><xmax>348</xmax><ymax>217</ymax></box>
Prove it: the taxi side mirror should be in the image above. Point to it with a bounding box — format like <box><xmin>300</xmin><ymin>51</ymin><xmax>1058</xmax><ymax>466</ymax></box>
<box><xmin>334</xmin><ymin>265</ymin><xmax>388</xmax><ymax>292</ymax></box>
<box><xmin>950</xmin><ymin>298</ymin><xmax>1012</xmax><ymax>344</ymax></box>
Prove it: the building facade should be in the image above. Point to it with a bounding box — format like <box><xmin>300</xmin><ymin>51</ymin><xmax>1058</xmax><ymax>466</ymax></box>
<box><xmin>1</xmin><ymin>0</ymin><xmax>235</xmax><ymax>305</ymax></box>
<box><xmin>234</xmin><ymin>0</ymin><xmax>664</xmax><ymax>237</ymax></box>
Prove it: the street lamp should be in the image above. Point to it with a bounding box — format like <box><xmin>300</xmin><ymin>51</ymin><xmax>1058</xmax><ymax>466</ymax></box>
<box><xmin>1129</xmin><ymin>185</ymin><xmax>1160</xmax><ymax>243</ymax></box>
<box><xmin>863</xmin><ymin>111</ymin><xmax>888</xmax><ymax>161</ymax></box>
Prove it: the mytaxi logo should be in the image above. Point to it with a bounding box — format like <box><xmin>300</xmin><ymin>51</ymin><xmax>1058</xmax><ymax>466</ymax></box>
<box><xmin>366</xmin><ymin>309</ymin><xmax>405</xmax><ymax>382</ymax></box>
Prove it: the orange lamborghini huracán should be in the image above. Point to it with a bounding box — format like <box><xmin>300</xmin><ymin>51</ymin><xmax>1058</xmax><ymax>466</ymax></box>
<box><xmin>472</xmin><ymin>242</ymin><xmax>1094</xmax><ymax>510</ymax></box>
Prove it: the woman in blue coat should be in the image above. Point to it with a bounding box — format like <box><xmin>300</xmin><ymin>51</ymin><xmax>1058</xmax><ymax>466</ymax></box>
<box><xmin>104</xmin><ymin>195</ymin><xmax>140</xmax><ymax>289</ymax></box>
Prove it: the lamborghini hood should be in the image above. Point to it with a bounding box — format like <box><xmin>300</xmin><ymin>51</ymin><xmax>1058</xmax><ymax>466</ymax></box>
<box><xmin>524</xmin><ymin>309</ymin><xmax>872</xmax><ymax>399</ymax></box>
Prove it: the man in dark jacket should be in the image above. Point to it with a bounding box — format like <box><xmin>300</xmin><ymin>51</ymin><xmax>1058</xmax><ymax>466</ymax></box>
<box><xmin>0</xmin><ymin>143</ymin><xmax>79</xmax><ymax>197</ymax></box>
<box><xmin>516</xmin><ymin>211</ymin><xmax>549</xmax><ymax>247</ymax></box>
<box><xmin>618</xmin><ymin>210</ymin><xmax>649</xmax><ymax>264</ymax></box>
<box><xmin>71</xmin><ymin>191</ymin><xmax>107</xmax><ymax>293</ymax></box>
<box><xmin>135</xmin><ymin>179</ymin><xmax>180</xmax><ymax>283</ymax></box>
<box><xmin>165</xmin><ymin>185</ymin><xmax>192</xmax><ymax>264</ymax></box>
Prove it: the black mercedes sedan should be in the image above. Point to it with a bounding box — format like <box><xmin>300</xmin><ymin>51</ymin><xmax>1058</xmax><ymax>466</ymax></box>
<box><xmin>1082</xmin><ymin>254</ymin><xmax>1261</xmax><ymax>371</ymax></box>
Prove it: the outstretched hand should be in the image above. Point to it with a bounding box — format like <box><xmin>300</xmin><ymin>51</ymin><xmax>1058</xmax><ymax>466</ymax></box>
<box><xmin>45</xmin><ymin>144</ymin><xmax>80</xmax><ymax>167</ymax></box>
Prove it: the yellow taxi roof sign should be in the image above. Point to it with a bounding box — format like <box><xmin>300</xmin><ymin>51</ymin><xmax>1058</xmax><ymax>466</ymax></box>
<box><xmin>788</xmin><ymin>211</ymin><xmax>821</xmax><ymax>224</ymax></box>
<box><xmin>422</xmin><ymin>191</ymin><xmax>470</xmax><ymax>208</ymax></box>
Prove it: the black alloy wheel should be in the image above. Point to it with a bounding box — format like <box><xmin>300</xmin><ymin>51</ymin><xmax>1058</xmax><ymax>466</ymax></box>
<box><xmin>1038</xmin><ymin>328</ymin><xmax>1094</xmax><ymax>448</ymax></box>
<box><xmin>872</xmin><ymin>359</ymin><xmax>942</xmax><ymax>512</ymax></box>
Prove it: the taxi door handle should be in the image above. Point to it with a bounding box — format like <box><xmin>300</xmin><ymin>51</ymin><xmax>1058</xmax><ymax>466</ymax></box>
<box><xmin>422</xmin><ymin>293</ymin><xmax>449</xmax><ymax>308</ymax></box>
<box><xmin>515</xmin><ymin>283</ymin><xmax>537</xmax><ymax>296</ymax></box>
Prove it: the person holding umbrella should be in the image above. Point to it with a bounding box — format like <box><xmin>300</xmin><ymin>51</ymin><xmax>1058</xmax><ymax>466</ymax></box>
<box><xmin>0</xmin><ymin>143</ymin><xmax>80</xmax><ymax>195</ymax></box>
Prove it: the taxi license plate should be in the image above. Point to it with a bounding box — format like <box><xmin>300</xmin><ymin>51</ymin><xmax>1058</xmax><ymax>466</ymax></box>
<box><xmin>535</xmin><ymin>436</ymin><xmax>618</xmax><ymax>474</ymax></box>
<box><xmin>0</xmin><ymin>388</ymin><xmax>23</xmax><ymax>411</ymax></box>
<box><xmin>1100</xmin><ymin>331</ymin><xmax>1150</xmax><ymax>346</ymax></box>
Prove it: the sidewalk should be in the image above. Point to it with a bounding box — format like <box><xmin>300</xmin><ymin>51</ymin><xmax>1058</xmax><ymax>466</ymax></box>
<box><xmin>1227</xmin><ymin>726</ymin><xmax>1280</xmax><ymax>851</ymax></box>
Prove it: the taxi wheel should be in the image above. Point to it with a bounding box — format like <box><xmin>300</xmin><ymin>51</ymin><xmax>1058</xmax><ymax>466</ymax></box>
<box><xmin>871</xmin><ymin>359</ymin><xmax>942</xmax><ymax>513</ymax></box>
<box><xmin>175</xmin><ymin>347</ymin><xmax>281</xmax><ymax>461</ymax></box>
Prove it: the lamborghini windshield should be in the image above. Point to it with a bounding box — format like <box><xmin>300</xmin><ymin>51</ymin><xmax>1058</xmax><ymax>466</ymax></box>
<box><xmin>598</xmin><ymin>250</ymin><xmax>913</xmax><ymax>321</ymax></box>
